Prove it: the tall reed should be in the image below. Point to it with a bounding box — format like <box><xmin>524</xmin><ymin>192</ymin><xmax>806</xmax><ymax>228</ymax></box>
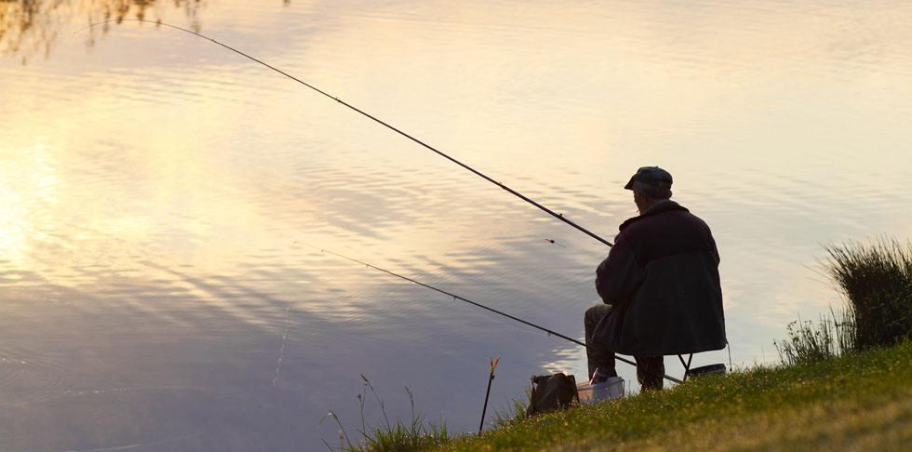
<box><xmin>826</xmin><ymin>239</ymin><xmax>912</xmax><ymax>349</ymax></box>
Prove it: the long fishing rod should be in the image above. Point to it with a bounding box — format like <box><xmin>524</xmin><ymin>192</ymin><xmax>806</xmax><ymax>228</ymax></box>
<box><xmin>307</xmin><ymin>244</ymin><xmax>682</xmax><ymax>384</ymax></box>
<box><xmin>80</xmin><ymin>19</ymin><xmax>614</xmax><ymax>248</ymax></box>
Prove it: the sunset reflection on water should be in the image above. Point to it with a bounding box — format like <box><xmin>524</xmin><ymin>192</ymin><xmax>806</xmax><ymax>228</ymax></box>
<box><xmin>2</xmin><ymin>0</ymin><xmax>912</xmax><ymax>450</ymax></box>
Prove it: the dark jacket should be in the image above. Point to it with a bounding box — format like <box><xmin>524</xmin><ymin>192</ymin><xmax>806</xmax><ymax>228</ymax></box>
<box><xmin>593</xmin><ymin>200</ymin><xmax>726</xmax><ymax>356</ymax></box>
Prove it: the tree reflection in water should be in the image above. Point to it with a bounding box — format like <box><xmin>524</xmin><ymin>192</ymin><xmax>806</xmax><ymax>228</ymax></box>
<box><xmin>0</xmin><ymin>0</ymin><xmax>206</xmax><ymax>63</ymax></box>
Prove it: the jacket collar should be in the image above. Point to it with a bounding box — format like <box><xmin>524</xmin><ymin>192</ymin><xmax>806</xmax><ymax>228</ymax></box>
<box><xmin>619</xmin><ymin>200</ymin><xmax>689</xmax><ymax>231</ymax></box>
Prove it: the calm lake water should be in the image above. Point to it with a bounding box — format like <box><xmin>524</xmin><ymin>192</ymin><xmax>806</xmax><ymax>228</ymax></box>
<box><xmin>2</xmin><ymin>0</ymin><xmax>912</xmax><ymax>450</ymax></box>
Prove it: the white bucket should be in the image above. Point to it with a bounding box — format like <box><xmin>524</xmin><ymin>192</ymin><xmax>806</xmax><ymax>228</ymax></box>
<box><xmin>577</xmin><ymin>376</ymin><xmax>625</xmax><ymax>404</ymax></box>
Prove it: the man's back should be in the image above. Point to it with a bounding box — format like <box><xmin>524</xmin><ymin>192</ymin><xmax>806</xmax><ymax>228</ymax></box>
<box><xmin>594</xmin><ymin>200</ymin><xmax>726</xmax><ymax>356</ymax></box>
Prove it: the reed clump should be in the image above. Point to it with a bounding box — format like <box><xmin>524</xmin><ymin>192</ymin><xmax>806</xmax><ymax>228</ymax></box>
<box><xmin>827</xmin><ymin>239</ymin><xmax>912</xmax><ymax>349</ymax></box>
<box><xmin>776</xmin><ymin>239</ymin><xmax>912</xmax><ymax>365</ymax></box>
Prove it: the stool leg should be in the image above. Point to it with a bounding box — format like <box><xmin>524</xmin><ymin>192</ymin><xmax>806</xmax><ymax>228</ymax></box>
<box><xmin>678</xmin><ymin>354</ymin><xmax>693</xmax><ymax>382</ymax></box>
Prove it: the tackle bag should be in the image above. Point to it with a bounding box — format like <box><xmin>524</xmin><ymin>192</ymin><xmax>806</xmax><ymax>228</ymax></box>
<box><xmin>525</xmin><ymin>373</ymin><xmax>579</xmax><ymax>416</ymax></box>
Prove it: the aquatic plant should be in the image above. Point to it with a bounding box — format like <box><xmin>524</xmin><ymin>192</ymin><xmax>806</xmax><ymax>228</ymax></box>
<box><xmin>491</xmin><ymin>397</ymin><xmax>529</xmax><ymax>428</ymax></box>
<box><xmin>321</xmin><ymin>375</ymin><xmax>452</xmax><ymax>452</ymax></box>
<box><xmin>774</xmin><ymin>309</ymin><xmax>856</xmax><ymax>366</ymax></box>
<box><xmin>776</xmin><ymin>238</ymin><xmax>912</xmax><ymax>365</ymax></box>
<box><xmin>826</xmin><ymin>239</ymin><xmax>912</xmax><ymax>349</ymax></box>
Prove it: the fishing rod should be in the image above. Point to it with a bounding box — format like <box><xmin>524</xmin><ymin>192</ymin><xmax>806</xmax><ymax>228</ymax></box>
<box><xmin>80</xmin><ymin>20</ymin><xmax>688</xmax><ymax>381</ymax></box>
<box><xmin>79</xmin><ymin>19</ymin><xmax>614</xmax><ymax>248</ymax></box>
<box><xmin>307</xmin><ymin>244</ymin><xmax>683</xmax><ymax>384</ymax></box>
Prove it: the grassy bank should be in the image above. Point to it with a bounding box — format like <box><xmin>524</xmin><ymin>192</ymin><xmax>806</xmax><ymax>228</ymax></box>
<box><xmin>431</xmin><ymin>239</ymin><xmax>912</xmax><ymax>451</ymax></box>
<box><xmin>330</xmin><ymin>240</ymin><xmax>912</xmax><ymax>452</ymax></box>
<box><xmin>437</xmin><ymin>341</ymin><xmax>912</xmax><ymax>452</ymax></box>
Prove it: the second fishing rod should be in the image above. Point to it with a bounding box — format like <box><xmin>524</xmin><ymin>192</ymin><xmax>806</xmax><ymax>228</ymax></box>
<box><xmin>307</xmin><ymin>244</ymin><xmax>683</xmax><ymax>384</ymax></box>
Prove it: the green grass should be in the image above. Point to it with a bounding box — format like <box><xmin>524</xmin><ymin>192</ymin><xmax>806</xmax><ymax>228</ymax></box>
<box><xmin>491</xmin><ymin>398</ymin><xmax>529</xmax><ymax>429</ymax></box>
<box><xmin>322</xmin><ymin>377</ymin><xmax>451</xmax><ymax>452</ymax></box>
<box><xmin>774</xmin><ymin>308</ymin><xmax>856</xmax><ymax>366</ymax></box>
<box><xmin>432</xmin><ymin>341</ymin><xmax>912</xmax><ymax>452</ymax></box>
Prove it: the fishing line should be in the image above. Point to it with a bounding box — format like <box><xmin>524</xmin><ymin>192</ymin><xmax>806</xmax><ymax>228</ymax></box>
<box><xmin>305</xmin><ymin>243</ymin><xmax>683</xmax><ymax>384</ymax></box>
<box><xmin>77</xmin><ymin>19</ymin><xmax>613</xmax><ymax>248</ymax></box>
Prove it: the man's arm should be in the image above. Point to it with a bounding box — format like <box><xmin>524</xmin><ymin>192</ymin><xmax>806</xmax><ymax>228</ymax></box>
<box><xmin>594</xmin><ymin>235</ymin><xmax>643</xmax><ymax>306</ymax></box>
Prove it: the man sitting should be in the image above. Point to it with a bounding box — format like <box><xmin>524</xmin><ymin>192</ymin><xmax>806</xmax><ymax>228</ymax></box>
<box><xmin>585</xmin><ymin>166</ymin><xmax>727</xmax><ymax>390</ymax></box>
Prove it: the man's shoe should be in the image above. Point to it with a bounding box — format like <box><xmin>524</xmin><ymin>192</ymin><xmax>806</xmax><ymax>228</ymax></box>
<box><xmin>589</xmin><ymin>368</ymin><xmax>617</xmax><ymax>385</ymax></box>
